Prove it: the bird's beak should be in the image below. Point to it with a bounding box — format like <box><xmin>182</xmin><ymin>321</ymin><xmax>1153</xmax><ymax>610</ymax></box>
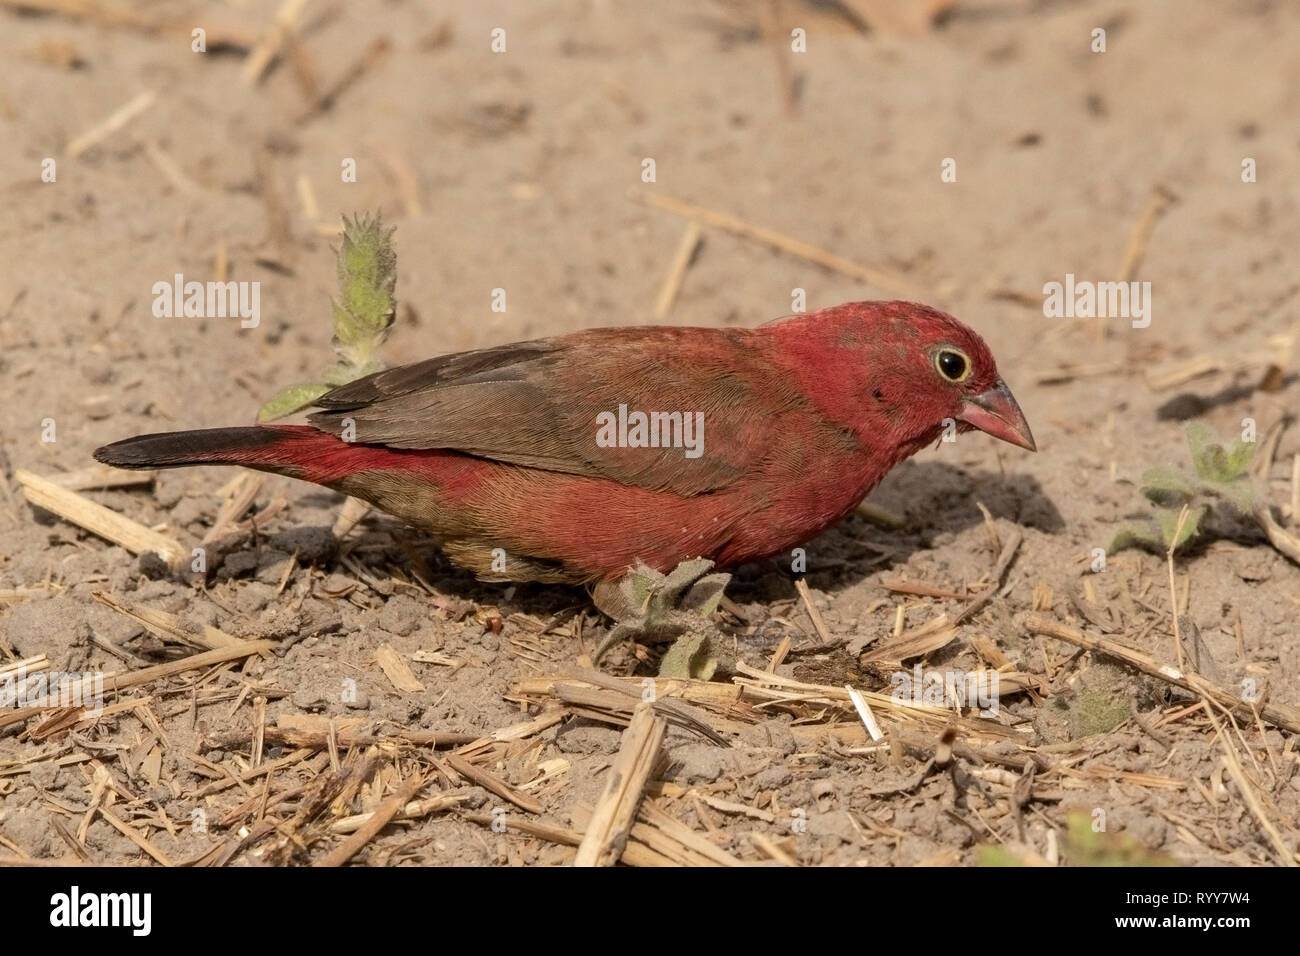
<box><xmin>958</xmin><ymin>381</ymin><xmax>1036</xmax><ymax>451</ymax></box>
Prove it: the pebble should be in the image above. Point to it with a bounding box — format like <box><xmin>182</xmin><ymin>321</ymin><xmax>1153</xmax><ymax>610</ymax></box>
<box><xmin>344</xmin><ymin>690</ymin><xmax>371</xmax><ymax>710</ymax></box>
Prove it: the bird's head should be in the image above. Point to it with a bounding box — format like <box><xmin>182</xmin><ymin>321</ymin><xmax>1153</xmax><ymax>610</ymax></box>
<box><xmin>769</xmin><ymin>300</ymin><xmax>1036</xmax><ymax>453</ymax></box>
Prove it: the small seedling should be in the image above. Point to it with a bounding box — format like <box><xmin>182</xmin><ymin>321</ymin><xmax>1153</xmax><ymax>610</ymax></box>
<box><xmin>592</xmin><ymin>559</ymin><xmax>730</xmax><ymax>679</ymax></box>
<box><xmin>1112</xmin><ymin>423</ymin><xmax>1256</xmax><ymax>555</ymax></box>
<box><xmin>258</xmin><ymin>213</ymin><xmax>397</xmax><ymax>422</ymax></box>
<box><xmin>978</xmin><ymin>813</ymin><xmax>1173</xmax><ymax>866</ymax></box>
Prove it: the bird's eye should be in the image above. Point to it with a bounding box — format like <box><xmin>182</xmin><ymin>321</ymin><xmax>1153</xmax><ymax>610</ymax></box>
<box><xmin>934</xmin><ymin>348</ymin><xmax>971</xmax><ymax>383</ymax></box>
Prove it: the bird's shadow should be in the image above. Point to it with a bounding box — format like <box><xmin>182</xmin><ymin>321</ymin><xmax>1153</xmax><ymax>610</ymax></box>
<box><xmin>1156</xmin><ymin>373</ymin><xmax>1298</xmax><ymax>421</ymax></box>
<box><xmin>725</xmin><ymin>460</ymin><xmax>1062</xmax><ymax>605</ymax></box>
<box><xmin>291</xmin><ymin>459</ymin><xmax>1061</xmax><ymax>618</ymax></box>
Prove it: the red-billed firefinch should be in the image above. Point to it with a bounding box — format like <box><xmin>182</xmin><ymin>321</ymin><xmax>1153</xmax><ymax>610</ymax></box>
<box><xmin>95</xmin><ymin>300</ymin><xmax>1034</xmax><ymax>588</ymax></box>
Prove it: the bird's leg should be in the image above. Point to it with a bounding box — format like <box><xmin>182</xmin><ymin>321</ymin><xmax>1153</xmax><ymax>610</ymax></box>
<box><xmin>589</xmin><ymin>559</ymin><xmax>731</xmax><ymax>678</ymax></box>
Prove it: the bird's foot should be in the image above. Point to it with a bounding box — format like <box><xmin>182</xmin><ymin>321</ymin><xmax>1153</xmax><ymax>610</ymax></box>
<box><xmin>590</xmin><ymin>558</ymin><xmax>731</xmax><ymax>678</ymax></box>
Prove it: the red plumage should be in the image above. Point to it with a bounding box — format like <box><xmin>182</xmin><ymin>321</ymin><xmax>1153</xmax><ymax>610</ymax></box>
<box><xmin>94</xmin><ymin>301</ymin><xmax>1034</xmax><ymax>585</ymax></box>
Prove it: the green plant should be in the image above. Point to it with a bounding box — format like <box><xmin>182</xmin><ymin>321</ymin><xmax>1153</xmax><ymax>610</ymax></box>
<box><xmin>1112</xmin><ymin>423</ymin><xmax>1256</xmax><ymax>555</ymax></box>
<box><xmin>258</xmin><ymin>213</ymin><xmax>397</xmax><ymax>422</ymax></box>
<box><xmin>978</xmin><ymin>813</ymin><xmax>1174</xmax><ymax>866</ymax></box>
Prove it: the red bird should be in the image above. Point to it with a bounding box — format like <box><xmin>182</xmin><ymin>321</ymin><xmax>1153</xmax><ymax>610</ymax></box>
<box><xmin>95</xmin><ymin>301</ymin><xmax>1034</xmax><ymax>593</ymax></box>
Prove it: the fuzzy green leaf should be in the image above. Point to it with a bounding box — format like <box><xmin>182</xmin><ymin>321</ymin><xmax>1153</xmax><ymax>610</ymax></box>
<box><xmin>657</xmin><ymin>630</ymin><xmax>717</xmax><ymax>681</ymax></box>
<box><xmin>257</xmin><ymin>382</ymin><xmax>331</xmax><ymax>423</ymax></box>
<box><xmin>1201</xmin><ymin>477</ymin><xmax>1255</xmax><ymax>514</ymax></box>
<box><xmin>1063</xmin><ymin>813</ymin><xmax>1175</xmax><ymax>867</ymax></box>
<box><xmin>976</xmin><ymin>845</ymin><xmax>1028</xmax><ymax>867</ymax></box>
<box><xmin>1185</xmin><ymin>421</ymin><xmax>1240</xmax><ymax>483</ymax></box>
<box><xmin>619</xmin><ymin>570</ymin><xmax>658</xmax><ymax>618</ymax></box>
<box><xmin>1139</xmin><ymin>466</ymin><xmax>1195</xmax><ymax>507</ymax></box>
<box><xmin>681</xmin><ymin>572</ymin><xmax>730</xmax><ymax>618</ymax></box>
<box><xmin>658</xmin><ymin>558</ymin><xmax>718</xmax><ymax>604</ymax></box>
<box><xmin>1185</xmin><ymin>421</ymin><xmax>1215</xmax><ymax>465</ymax></box>
<box><xmin>1225</xmin><ymin>437</ymin><xmax>1257</xmax><ymax>479</ymax></box>
<box><xmin>1155</xmin><ymin>504</ymin><xmax>1206</xmax><ymax>552</ymax></box>
<box><xmin>1110</xmin><ymin>525</ymin><xmax>1165</xmax><ymax>554</ymax></box>
<box><xmin>331</xmin><ymin>214</ymin><xmax>397</xmax><ymax>369</ymax></box>
<box><xmin>1199</xmin><ymin>444</ymin><xmax>1233</xmax><ymax>483</ymax></box>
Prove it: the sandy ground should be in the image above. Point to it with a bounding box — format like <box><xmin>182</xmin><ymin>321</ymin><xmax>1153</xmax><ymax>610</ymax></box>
<box><xmin>1</xmin><ymin>0</ymin><xmax>1298</xmax><ymax>867</ymax></box>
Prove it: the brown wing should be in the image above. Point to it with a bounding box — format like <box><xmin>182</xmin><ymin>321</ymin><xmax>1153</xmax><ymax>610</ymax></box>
<box><xmin>308</xmin><ymin>326</ymin><xmax>801</xmax><ymax>495</ymax></box>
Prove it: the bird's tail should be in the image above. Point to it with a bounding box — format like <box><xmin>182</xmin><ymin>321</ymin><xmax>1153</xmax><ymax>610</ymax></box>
<box><xmin>94</xmin><ymin>425</ymin><xmax>355</xmax><ymax>483</ymax></box>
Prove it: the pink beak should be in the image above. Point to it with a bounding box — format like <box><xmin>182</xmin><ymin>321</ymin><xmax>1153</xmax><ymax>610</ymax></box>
<box><xmin>958</xmin><ymin>381</ymin><xmax>1036</xmax><ymax>451</ymax></box>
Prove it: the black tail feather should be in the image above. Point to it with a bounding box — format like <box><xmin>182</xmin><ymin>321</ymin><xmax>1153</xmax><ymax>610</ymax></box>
<box><xmin>93</xmin><ymin>427</ymin><xmax>285</xmax><ymax>470</ymax></box>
